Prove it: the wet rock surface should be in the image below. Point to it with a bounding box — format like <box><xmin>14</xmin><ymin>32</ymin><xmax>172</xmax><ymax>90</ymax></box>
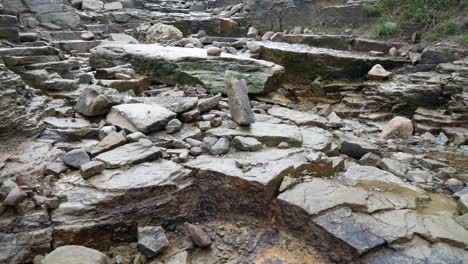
<box><xmin>0</xmin><ymin>0</ymin><xmax>467</xmax><ymax>263</ymax></box>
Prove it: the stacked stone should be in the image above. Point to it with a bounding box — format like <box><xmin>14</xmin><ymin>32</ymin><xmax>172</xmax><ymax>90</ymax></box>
<box><xmin>0</xmin><ymin>15</ymin><xmax>19</xmax><ymax>43</ymax></box>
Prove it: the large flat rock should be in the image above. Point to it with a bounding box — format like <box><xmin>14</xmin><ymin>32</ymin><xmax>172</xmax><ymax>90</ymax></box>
<box><xmin>93</xmin><ymin>142</ymin><xmax>162</xmax><ymax>168</ymax></box>
<box><xmin>206</xmin><ymin>122</ymin><xmax>303</xmax><ymax>146</ymax></box>
<box><xmin>257</xmin><ymin>41</ymin><xmax>408</xmax><ymax>82</ymax></box>
<box><xmin>90</xmin><ymin>44</ymin><xmax>285</xmax><ymax>94</ymax></box>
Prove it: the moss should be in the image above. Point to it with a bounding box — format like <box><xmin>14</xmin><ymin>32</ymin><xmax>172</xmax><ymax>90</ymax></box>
<box><xmin>363</xmin><ymin>5</ymin><xmax>383</xmax><ymax>17</ymax></box>
<box><xmin>443</xmin><ymin>22</ymin><xmax>458</xmax><ymax>35</ymax></box>
<box><xmin>456</xmin><ymin>34</ymin><xmax>468</xmax><ymax>46</ymax></box>
<box><xmin>373</xmin><ymin>22</ymin><xmax>401</xmax><ymax>39</ymax></box>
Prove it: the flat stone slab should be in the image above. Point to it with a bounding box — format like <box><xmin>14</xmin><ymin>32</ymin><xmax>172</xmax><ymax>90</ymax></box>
<box><xmin>257</xmin><ymin>41</ymin><xmax>408</xmax><ymax>82</ymax></box>
<box><xmin>43</xmin><ymin>117</ymin><xmax>93</xmax><ymax>130</ymax></box>
<box><xmin>88</xmin><ymin>160</ymin><xmax>189</xmax><ymax>190</ymax></box>
<box><xmin>93</xmin><ymin>142</ymin><xmax>162</xmax><ymax>168</ymax></box>
<box><xmin>128</xmin><ymin>96</ymin><xmax>198</xmax><ymax>113</ymax></box>
<box><xmin>267</xmin><ymin>106</ymin><xmax>327</xmax><ymax>127</ymax></box>
<box><xmin>90</xmin><ymin>44</ymin><xmax>285</xmax><ymax>94</ymax></box>
<box><xmin>206</xmin><ymin>122</ymin><xmax>303</xmax><ymax>146</ymax></box>
<box><xmin>300</xmin><ymin>127</ymin><xmax>332</xmax><ymax>151</ymax></box>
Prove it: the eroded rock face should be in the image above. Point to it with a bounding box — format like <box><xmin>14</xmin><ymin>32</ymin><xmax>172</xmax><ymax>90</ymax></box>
<box><xmin>90</xmin><ymin>44</ymin><xmax>285</xmax><ymax>94</ymax></box>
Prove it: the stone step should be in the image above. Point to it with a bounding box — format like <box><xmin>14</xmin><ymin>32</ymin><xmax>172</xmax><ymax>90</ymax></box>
<box><xmin>2</xmin><ymin>55</ymin><xmax>61</xmax><ymax>66</ymax></box>
<box><xmin>24</xmin><ymin>60</ymin><xmax>81</xmax><ymax>72</ymax></box>
<box><xmin>0</xmin><ymin>46</ymin><xmax>60</xmax><ymax>57</ymax></box>
<box><xmin>40</xmin><ymin>31</ymin><xmax>103</xmax><ymax>41</ymax></box>
<box><xmin>83</xmin><ymin>24</ymin><xmax>107</xmax><ymax>32</ymax></box>
<box><xmin>52</xmin><ymin>40</ymin><xmax>102</xmax><ymax>52</ymax></box>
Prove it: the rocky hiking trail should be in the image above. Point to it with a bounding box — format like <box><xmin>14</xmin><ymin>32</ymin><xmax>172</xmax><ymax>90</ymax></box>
<box><xmin>0</xmin><ymin>0</ymin><xmax>468</xmax><ymax>263</ymax></box>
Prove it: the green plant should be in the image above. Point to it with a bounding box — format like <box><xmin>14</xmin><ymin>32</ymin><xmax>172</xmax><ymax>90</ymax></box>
<box><xmin>363</xmin><ymin>5</ymin><xmax>383</xmax><ymax>17</ymax></box>
<box><xmin>457</xmin><ymin>34</ymin><xmax>468</xmax><ymax>45</ymax></box>
<box><xmin>443</xmin><ymin>22</ymin><xmax>458</xmax><ymax>35</ymax></box>
<box><xmin>427</xmin><ymin>32</ymin><xmax>439</xmax><ymax>41</ymax></box>
<box><xmin>374</xmin><ymin>22</ymin><xmax>401</xmax><ymax>38</ymax></box>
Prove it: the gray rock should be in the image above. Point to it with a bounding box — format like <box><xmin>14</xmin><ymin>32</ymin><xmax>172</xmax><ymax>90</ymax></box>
<box><xmin>63</xmin><ymin>149</ymin><xmax>90</xmax><ymax>169</ymax></box>
<box><xmin>103</xmin><ymin>1</ymin><xmax>123</xmax><ymax>10</ymax></box>
<box><xmin>42</xmin><ymin>245</ymin><xmax>110</xmax><ymax>264</ymax></box>
<box><xmin>165</xmin><ymin>119</ymin><xmax>183</xmax><ymax>134</ymax></box>
<box><xmin>44</xmin><ymin>161</ymin><xmax>67</xmax><ymax>175</ymax></box>
<box><xmin>94</xmin><ymin>142</ymin><xmax>162</xmax><ymax>168</ymax></box>
<box><xmin>138</xmin><ymin>226</ymin><xmax>169</xmax><ymax>258</ymax></box>
<box><xmin>3</xmin><ymin>186</ymin><xmax>28</xmax><ymax>207</ymax></box>
<box><xmin>207</xmin><ymin>47</ymin><xmax>222</xmax><ymax>56</ymax></box>
<box><xmin>90</xmin><ymin>44</ymin><xmax>285</xmax><ymax>94</ymax></box>
<box><xmin>80</xmin><ymin>161</ymin><xmax>106</xmax><ymax>179</ymax></box>
<box><xmin>75</xmin><ymin>87</ymin><xmax>123</xmax><ymax>117</ymax></box>
<box><xmin>82</xmin><ymin>0</ymin><xmax>104</xmax><ymax>11</ymax></box>
<box><xmin>128</xmin><ymin>96</ymin><xmax>197</xmax><ymax>113</ymax></box>
<box><xmin>106</xmin><ymin>104</ymin><xmax>176</xmax><ymax>133</ymax></box>
<box><xmin>32</xmin><ymin>195</ymin><xmax>59</xmax><ymax>209</ymax></box>
<box><xmin>278</xmin><ymin>142</ymin><xmax>289</xmax><ymax>149</ymax></box>
<box><xmin>262</xmin><ymin>31</ymin><xmax>275</xmax><ymax>41</ymax></box>
<box><xmin>210</xmin><ymin>137</ymin><xmax>230</xmax><ymax>155</ymax></box>
<box><xmin>207</xmin><ymin>122</ymin><xmax>302</xmax><ymax>146</ymax></box>
<box><xmin>336</xmin><ymin>132</ymin><xmax>380</xmax><ymax>159</ymax></box>
<box><xmin>225</xmin><ymin>71</ymin><xmax>255</xmax><ymax>125</ymax></box>
<box><xmin>380</xmin><ymin>116</ymin><xmax>413</xmax><ymax>140</ymax></box>
<box><xmin>184</xmin><ymin>222</ymin><xmax>211</xmax><ymax>248</ymax></box>
<box><xmin>359</xmin><ymin>153</ymin><xmax>381</xmax><ymax>167</ymax></box>
<box><xmin>91</xmin><ymin>132</ymin><xmax>127</xmax><ymax>156</ymax></box>
<box><xmin>380</xmin><ymin>158</ymin><xmax>408</xmax><ymax>178</ymax></box>
<box><xmin>142</xmin><ymin>23</ymin><xmax>183</xmax><ymax>44</ymax></box>
<box><xmin>368</xmin><ymin>64</ymin><xmax>392</xmax><ymax>80</ymax></box>
<box><xmin>198</xmin><ymin>94</ymin><xmax>221</xmax><ymax>113</ymax></box>
<box><xmin>180</xmin><ymin>108</ymin><xmax>200</xmax><ymax>122</ymax></box>
<box><xmin>232</xmin><ymin>136</ymin><xmax>262</xmax><ymax>151</ymax></box>
<box><xmin>268</xmin><ymin>106</ymin><xmax>327</xmax><ymax>127</ymax></box>
<box><xmin>108</xmin><ymin>33</ymin><xmax>138</xmax><ymax>44</ymax></box>
<box><xmin>126</xmin><ymin>132</ymin><xmax>147</xmax><ymax>142</ymax></box>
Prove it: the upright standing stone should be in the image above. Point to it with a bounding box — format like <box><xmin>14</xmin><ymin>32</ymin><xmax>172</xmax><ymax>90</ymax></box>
<box><xmin>225</xmin><ymin>71</ymin><xmax>255</xmax><ymax>125</ymax></box>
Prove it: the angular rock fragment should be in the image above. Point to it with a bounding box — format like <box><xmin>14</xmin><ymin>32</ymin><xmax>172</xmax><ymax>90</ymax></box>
<box><xmin>184</xmin><ymin>222</ymin><xmax>212</xmax><ymax>248</ymax></box>
<box><xmin>63</xmin><ymin>149</ymin><xmax>91</xmax><ymax>169</ymax></box>
<box><xmin>75</xmin><ymin>87</ymin><xmax>123</xmax><ymax>117</ymax></box>
<box><xmin>225</xmin><ymin>71</ymin><xmax>255</xmax><ymax>125</ymax></box>
<box><xmin>368</xmin><ymin>64</ymin><xmax>392</xmax><ymax>80</ymax></box>
<box><xmin>93</xmin><ymin>142</ymin><xmax>162</xmax><ymax>168</ymax></box>
<box><xmin>106</xmin><ymin>104</ymin><xmax>176</xmax><ymax>133</ymax></box>
<box><xmin>232</xmin><ymin>136</ymin><xmax>263</xmax><ymax>151</ymax></box>
<box><xmin>80</xmin><ymin>161</ymin><xmax>106</xmax><ymax>179</ymax></box>
<box><xmin>380</xmin><ymin>116</ymin><xmax>413</xmax><ymax>140</ymax></box>
<box><xmin>138</xmin><ymin>226</ymin><xmax>169</xmax><ymax>258</ymax></box>
<box><xmin>91</xmin><ymin>131</ymin><xmax>126</xmax><ymax>156</ymax></box>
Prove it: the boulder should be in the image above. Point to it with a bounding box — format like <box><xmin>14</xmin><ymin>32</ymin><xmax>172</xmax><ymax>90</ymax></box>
<box><xmin>90</xmin><ymin>44</ymin><xmax>285</xmax><ymax>94</ymax></box>
<box><xmin>42</xmin><ymin>245</ymin><xmax>110</xmax><ymax>264</ymax></box>
<box><xmin>106</xmin><ymin>104</ymin><xmax>176</xmax><ymax>133</ymax></box>
<box><xmin>209</xmin><ymin>137</ymin><xmax>230</xmax><ymax>155</ymax></box>
<box><xmin>75</xmin><ymin>87</ymin><xmax>123</xmax><ymax>117</ymax></box>
<box><xmin>368</xmin><ymin>64</ymin><xmax>392</xmax><ymax>80</ymax></box>
<box><xmin>3</xmin><ymin>186</ymin><xmax>27</xmax><ymax>206</ymax></box>
<box><xmin>225</xmin><ymin>71</ymin><xmax>255</xmax><ymax>125</ymax></box>
<box><xmin>207</xmin><ymin>47</ymin><xmax>222</xmax><ymax>56</ymax></box>
<box><xmin>141</xmin><ymin>23</ymin><xmax>183</xmax><ymax>44</ymax></box>
<box><xmin>380</xmin><ymin>116</ymin><xmax>413</xmax><ymax>140</ymax></box>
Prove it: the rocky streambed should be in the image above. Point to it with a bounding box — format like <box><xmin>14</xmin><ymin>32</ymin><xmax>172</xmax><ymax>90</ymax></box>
<box><xmin>0</xmin><ymin>0</ymin><xmax>468</xmax><ymax>264</ymax></box>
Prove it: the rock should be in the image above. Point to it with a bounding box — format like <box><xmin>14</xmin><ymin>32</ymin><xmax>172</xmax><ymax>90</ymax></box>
<box><xmin>278</xmin><ymin>142</ymin><xmax>289</xmax><ymax>149</ymax></box>
<box><xmin>164</xmin><ymin>251</ymin><xmax>189</xmax><ymax>264</ymax></box>
<box><xmin>207</xmin><ymin>47</ymin><xmax>222</xmax><ymax>56</ymax></box>
<box><xmin>262</xmin><ymin>31</ymin><xmax>275</xmax><ymax>41</ymax></box>
<box><xmin>80</xmin><ymin>161</ymin><xmax>106</xmax><ymax>179</ymax></box>
<box><xmin>336</xmin><ymin>132</ymin><xmax>380</xmax><ymax>159</ymax></box>
<box><xmin>207</xmin><ymin>122</ymin><xmax>302</xmax><ymax>146</ymax></box>
<box><xmin>45</xmin><ymin>161</ymin><xmax>67</xmax><ymax>175</ymax></box>
<box><xmin>181</xmin><ymin>108</ymin><xmax>201</xmax><ymax>122</ymax></box>
<box><xmin>247</xmin><ymin>41</ymin><xmax>261</xmax><ymax>53</ymax></box>
<box><xmin>184</xmin><ymin>222</ymin><xmax>211</xmax><ymax>248</ymax></box>
<box><xmin>268</xmin><ymin>106</ymin><xmax>327</xmax><ymax>127</ymax></box>
<box><xmin>225</xmin><ymin>71</ymin><xmax>255</xmax><ymax>125</ymax></box>
<box><xmin>165</xmin><ymin>119</ymin><xmax>183</xmax><ymax>134</ymax></box>
<box><xmin>190</xmin><ymin>147</ymin><xmax>203</xmax><ymax>156</ymax></box>
<box><xmin>300</xmin><ymin>127</ymin><xmax>332</xmax><ymax>151</ymax></box>
<box><xmin>210</xmin><ymin>116</ymin><xmax>223</xmax><ymax>127</ymax></box>
<box><xmin>63</xmin><ymin>149</ymin><xmax>91</xmax><ymax>169</ymax></box>
<box><xmin>90</xmin><ymin>44</ymin><xmax>285</xmax><ymax>94</ymax></box>
<box><xmin>388</xmin><ymin>47</ymin><xmax>398</xmax><ymax>56</ymax></box>
<box><xmin>359</xmin><ymin>153</ymin><xmax>381</xmax><ymax>167</ymax></box>
<box><xmin>434</xmin><ymin>132</ymin><xmax>449</xmax><ymax>146</ymax></box>
<box><xmin>313</xmin><ymin>207</ymin><xmax>385</xmax><ymax>254</ymax></box>
<box><xmin>446</xmin><ymin>178</ymin><xmax>464</xmax><ymax>193</ymax></box>
<box><xmin>103</xmin><ymin>2</ymin><xmax>123</xmax><ymax>10</ymax></box>
<box><xmin>126</xmin><ymin>132</ymin><xmax>146</xmax><ymax>142</ymax></box>
<box><xmin>380</xmin><ymin>158</ymin><xmax>408</xmax><ymax>178</ymax></box>
<box><xmin>232</xmin><ymin>136</ymin><xmax>262</xmax><ymax>151</ymax></box>
<box><xmin>106</xmin><ymin>104</ymin><xmax>176</xmax><ymax>133</ymax></box>
<box><xmin>109</xmin><ymin>33</ymin><xmax>138</xmax><ymax>44</ymax></box>
<box><xmin>91</xmin><ymin>132</ymin><xmax>126</xmax><ymax>156</ymax></box>
<box><xmin>420</xmin><ymin>46</ymin><xmax>468</xmax><ymax>65</ymax></box>
<box><xmin>32</xmin><ymin>195</ymin><xmax>59</xmax><ymax>209</ymax></box>
<box><xmin>247</xmin><ymin>27</ymin><xmax>258</xmax><ymax>38</ymax></box>
<box><xmin>42</xmin><ymin>245</ymin><xmax>110</xmax><ymax>264</ymax></box>
<box><xmin>129</xmin><ymin>96</ymin><xmax>197</xmax><ymax>113</ymax></box>
<box><xmin>172</xmin><ymin>139</ymin><xmax>191</xmax><ymax>149</ymax></box>
<box><xmin>210</xmin><ymin>137</ymin><xmax>230</xmax><ymax>155</ymax></box>
<box><xmin>368</xmin><ymin>64</ymin><xmax>392</xmax><ymax>80</ymax></box>
<box><xmin>198</xmin><ymin>94</ymin><xmax>221</xmax><ymax>113</ymax></box>
<box><xmin>3</xmin><ymin>186</ymin><xmax>27</xmax><ymax>207</ymax></box>
<box><xmin>380</xmin><ymin>116</ymin><xmax>413</xmax><ymax>140</ymax></box>
<box><xmin>75</xmin><ymin>87</ymin><xmax>123</xmax><ymax>117</ymax></box>
<box><xmin>142</xmin><ymin>23</ymin><xmax>183</xmax><ymax>44</ymax></box>
<box><xmin>82</xmin><ymin>0</ymin><xmax>104</xmax><ymax>11</ymax></box>
<box><xmin>94</xmin><ymin>142</ymin><xmax>162</xmax><ymax>168</ymax></box>
<box><xmin>138</xmin><ymin>226</ymin><xmax>169</xmax><ymax>258</ymax></box>
<box><xmin>81</xmin><ymin>32</ymin><xmax>94</xmax><ymax>41</ymax></box>
<box><xmin>270</xmin><ymin>32</ymin><xmax>284</xmax><ymax>42</ymax></box>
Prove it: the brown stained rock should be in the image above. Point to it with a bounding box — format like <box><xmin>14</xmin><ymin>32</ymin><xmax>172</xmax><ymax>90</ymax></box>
<box><xmin>184</xmin><ymin>222</ymin><xmax>212</xmax><ymax>248</ymax></box>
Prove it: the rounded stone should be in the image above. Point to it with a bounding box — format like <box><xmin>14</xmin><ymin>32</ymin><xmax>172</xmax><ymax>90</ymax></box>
<box><xmin>207</xmin><ymin>47</ymin><xmax>222</xmax><ymax>56</ymax></box>
<box><xmin>42</xmin><ymin>245</ymin><xmax>110</xmax><ymax>264</ymax></box>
